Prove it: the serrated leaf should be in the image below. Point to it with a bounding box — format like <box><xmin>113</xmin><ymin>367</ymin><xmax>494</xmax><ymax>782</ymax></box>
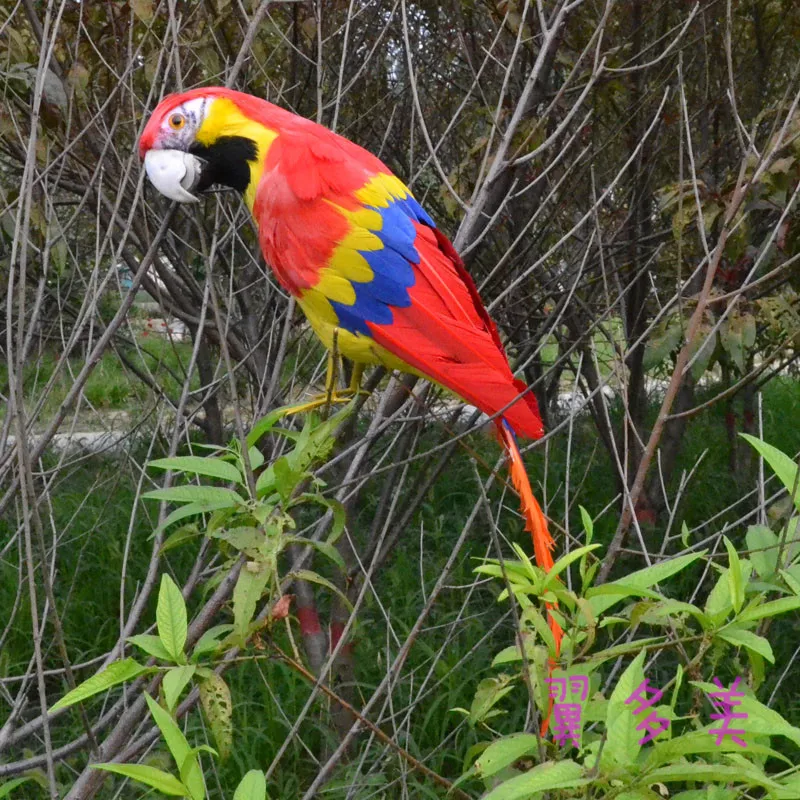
<box><xmin>51</xmin><ymin>658</ymin><xmax>149</xmax><ymax>711</ymax></box>
<box><xmin>143</xmin><ymin>485</ymin><xmax>242</xmax><ymax>506</ymax></box>
<box><xmin>149</xmin><ymin>456</ymin><xmax>243</xmax><ymax>484</ymax></box>
<box><xmin>716</xmin><ymin>626</ymin><xmax>774</xmax><ymax>662</ymax></box>
<box><xmin>163</xmin><ymin>665</ymin><xmax>196</xmax><ymax>712</ymax></box>
<box><xmin>233</xmin><ymin>562</ymin><xmax>270</xmax><ymax>642</ymax></box>
<box><xmin>157</xmin><ymin>574</ymin><xmax>187</xmax><ymax>662</ymax></box>
<box><xmin>741</xmin><ymin>434</ymin><xmax>800</xmax><ymax>513</ymax></box>
<box><xmin>144</xmin><ymin>694</ymin><xmax>203</xmax><ymax>800</ymax></box>
<box><xmin>91</xmin><ymin>763</ymin><xmax>187</xmax><ymax>796</ymax></box>
<box><xmin>234</xmin><ymin>770</ymin><xmax>267</xmax><ymax>800</ymax></box>
<box><xmin>199</xmin><ymin>672</ymin><xmax>233</xmax><ymax>761</ymax></box>
<box><xmin>127</xmin><ymin>633</ymin><xmax>173</xmax><ymax>661</ymax></box>
<box><xmin>482</xmin><ymin>759</ymin><xmax>587</xmax><ymax>799</ymax></box>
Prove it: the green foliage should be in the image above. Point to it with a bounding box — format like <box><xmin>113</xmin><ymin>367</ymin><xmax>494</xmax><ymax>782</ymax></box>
<box><xmin>460</xmin><ymin>440</ymin><xmax>800</xmax><ymax>798</ymax></box>
<box><xmin>48</xmin><ymin>403</ymin><xmax>353</xmax><ymax>795</ymax></box>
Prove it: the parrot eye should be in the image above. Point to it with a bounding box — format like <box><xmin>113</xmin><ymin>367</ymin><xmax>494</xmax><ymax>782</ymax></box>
<box><xmin>168</xmin><ymin>113</ymin><xmax>186</xmax><ymax>131</ymax></box>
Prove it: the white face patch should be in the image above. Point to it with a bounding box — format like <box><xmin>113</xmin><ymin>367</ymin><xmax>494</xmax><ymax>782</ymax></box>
<box><xmin>144</xmin><ymin>149</ymin><xmax>204</xmax><ymax>203</ymax></box>
<box><xmin>154</xmin><ymin>97</ymin><xmax>210</xmax><ymax>151</ymax></box>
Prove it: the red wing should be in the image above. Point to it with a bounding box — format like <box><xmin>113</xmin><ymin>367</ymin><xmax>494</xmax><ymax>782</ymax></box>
<box><xmin>368</xmin><ymin>223</ymin><xmax>543</xmax><ymax>440</ymax></box>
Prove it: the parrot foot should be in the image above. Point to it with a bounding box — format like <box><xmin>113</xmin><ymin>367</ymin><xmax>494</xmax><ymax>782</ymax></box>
<box><xmin>283</xmin><ymin>358</ymin><xmax>368</xmax><ymax>418</ymax></box>
<box><xmin>280</xmin><ymin>387</ymin><xmax>368</xmax><ymax>417</ymax></box>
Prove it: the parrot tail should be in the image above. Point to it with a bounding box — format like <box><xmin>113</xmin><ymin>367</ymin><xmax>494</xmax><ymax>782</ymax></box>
<box><xmin>497</xmin><ymin>419</ymin><xmax>562</xmax><ymax>734</ymax></box>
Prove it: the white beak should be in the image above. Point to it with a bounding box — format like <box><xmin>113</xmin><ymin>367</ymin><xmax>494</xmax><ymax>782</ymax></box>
<box><xmin>144</xmin><ymin>149</ymin><xmax>205</xmax><ymax>203</ymax></box>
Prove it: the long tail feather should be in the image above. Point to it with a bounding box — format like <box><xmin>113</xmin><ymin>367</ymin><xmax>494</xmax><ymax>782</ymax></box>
<box><xmin>498</xmin><ymin>420</ymin><xmax>562</xmax><ymax>734</ymax></box>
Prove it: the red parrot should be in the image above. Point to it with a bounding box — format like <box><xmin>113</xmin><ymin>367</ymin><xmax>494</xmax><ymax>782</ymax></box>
<box><xmin>139</xmin><ymin>88</ymin><xmax>561</xmax><ymax>657</ymax></box>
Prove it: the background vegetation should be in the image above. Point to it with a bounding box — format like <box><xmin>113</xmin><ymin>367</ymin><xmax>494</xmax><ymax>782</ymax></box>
<box><xmin>1</xmin><ymin>0</ymin><xmax>800</xmax><ymax>798</ymax></box>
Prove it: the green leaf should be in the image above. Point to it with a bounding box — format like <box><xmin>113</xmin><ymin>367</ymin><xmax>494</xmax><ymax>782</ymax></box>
<box><xmin>746</xmin><ymin>525</ymin><xmax>779</xmax><ymax>578</ymax></box>
<box><xmin>191</xmin><ymin>624</ymin><xmax>234</xmax><ymax>661</ymax></box>
<box><xmin>290</xmin><ymin>494</ymin><xmax>346</xmax><ymax>542</ymax></box>
<box><xmin>579</xmin><ymin>505</ymin><xmax>593</xmax><ymax>542</ymax></box>
<box><xmin>255</xmin><ymin>465</ymin><xmax>276</xmax><ymax>495</ymax></box>
<box><xmin>148</xmin><ymin>456</ymin><xmax>243</xmax><ymax>484</ymax></box>
<box><xmin>738</xmin><ymin>595</ymin><xmax>800</xmax><ymax>622</ymax></box>
<box><xmin>247</xmin><ymin>407</ymin><xmax>289</xmax><ymax>446</ymax></box>
<box><xmin>290</xmin><ymin>569</ymin><xmax>353</xmax><ymax>611</ymax></box>
<box><xmin>705</xmin><ymin>568</ymin><xmax>732</xmax><ymax>621</ymax></box>
<box><xmin>646</xmin><ymin>729</ymin><xmax>788</xmax><ymax>769</ymax></box>
<box><xmin>211</xmin><ymin>527</ymin><xmax>264</xmax><ymax>553</ymax></box>
<box><xmin>0</xmin><ymin>778</ymin><xmax>33</xmax><ymax>798</ymax></box>
<box><xmin>144</xmin><ymin>694</ymin><xmax>204</xmax><ymax>800</ymax></box>
<box><xmin>482</xmin><ymin>760</ymin><xmax>587</xmax><ymax>799</ymax></box>
<box><xmin>723</xmin><ymin>536</ymin><xmax>745</xmax><ymax>613</ymax></box>
<box><xmin>284</xmin><ymin>536</ymin><xmax>345</xmax><ymax>571</ymax></box>
<box><xmin>91</xmin><ymin>763</ymin><xmax>188</xmax><ymax>796</ymax></box>
<box><xmin>602</xmin><ymin>649</ymin><xmax>646</xmax><ymax>769</ymax></box>
<box><xmin>246</xmin><ymin>446</ymin><xmax>265</xmax><ymax>471</ymax></box>
<box><xmin>152</xmin><ymin>500</ymin><xmax>236</xmax><ymax>537</ymax></box>
<box><xmin>273</xmin><ymin>456</ymin><xmax>300</xmax><ymax>501</ymax></box>
<box><xmin>645</xmin><ymin>762</ymin><xmax>782</xmax><ymax>791</ymax></box>
<box><xmin>542</xmin><ymin>544</ymin><xmax>601</xmax><ymax>590</ymax></box>
<box><xmin>160</xmin><ymin>525</ymin><xmax>203</xmax><ymax>552</ymax></box>
<box><xmin>163</xmin><ymin>665</ymin><xmax>196</xmax><ymax>712</ymax></box>
<box><xmin>143</xmin><ymin>486</ymin><xmax>242</xmax><ymax>506</ymax></box>
<box><xmin>466</xmin><ymin>675</ymin><xmax>516</xmax><ymax>727</ymax></box>
<box><xmin>157</xmin><ymin>574</ymin><xmax>188</xmax><ymax>662</ymax></box>
<box><xmin>474</xmin><ymin>734</ymin><xmax>539</xmax><ymax>778</ymax></box>
<box><xmin>716</xmin><ymin>626</ymin><xmax>774</xmax><ymax>663</ymax></box>
<box><xmin>587</xmin><ymin>552</ymin><xmax>704</xmax><ymax>616</ymax></box>
<box><xmin>199</xmin><ymin>671</ymin><xmax>233</xmax><ymax>761</ymax></box>
<box><xmin>741</xmin><ymin>434</ymin><xmax>800</xmax><ymax>513</ymax></box>
<box><xmin>51</xmin><ymin>658</ymin><xmax>149</xmax><ymax>711</ymax></box>
<box><xmin>232</xmin><ymin>562</ymin><xmax>270</xmax><ymax>642</ymax></box>
<box><xmin>127</xmin><ymin>634</ymin><xmax>173</xmax><ymax>661</ymax></box>
<box><xmin>234</xmin><ymin>770</ymin><xmax>267</xmax><ymax>800</ymax></box>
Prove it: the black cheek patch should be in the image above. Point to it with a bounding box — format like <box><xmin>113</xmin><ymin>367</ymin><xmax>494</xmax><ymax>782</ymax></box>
<box><xmin>189</xmin><ymin>135</ymin><xmax>258</xmax><ymax>193</ymax></box>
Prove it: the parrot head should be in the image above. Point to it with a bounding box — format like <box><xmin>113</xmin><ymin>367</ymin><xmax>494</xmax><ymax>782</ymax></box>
<box><xmin>138</xmin><ymin>88</ymin><xmax>279</xmax><ymax>205</ymax></box>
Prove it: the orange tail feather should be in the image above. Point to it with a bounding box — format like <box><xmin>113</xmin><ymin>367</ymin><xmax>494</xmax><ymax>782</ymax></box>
<box><xmin>498</xmin><ymin>420</ymin><xmax>562</xmax><ymax>735</ymax></box>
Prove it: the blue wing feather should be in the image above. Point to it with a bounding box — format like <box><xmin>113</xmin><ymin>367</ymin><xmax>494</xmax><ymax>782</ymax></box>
<box><xmin>329</xmin><ymin>192</ymin><xmax>435</xmax><ymax>336</ymax></box>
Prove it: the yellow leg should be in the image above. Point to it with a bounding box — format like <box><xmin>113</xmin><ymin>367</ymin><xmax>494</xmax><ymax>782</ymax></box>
<box><xmin>280</xmin><ymin>330</ymin><xmax>370</xmax><ymax>418</ymax></box>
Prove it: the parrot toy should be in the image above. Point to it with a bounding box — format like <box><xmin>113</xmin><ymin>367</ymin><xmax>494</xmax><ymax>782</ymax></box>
<box><xmin>139</xmin><ymin>87</ymin><xmax>562</xmax><ymax>663</ymax></box>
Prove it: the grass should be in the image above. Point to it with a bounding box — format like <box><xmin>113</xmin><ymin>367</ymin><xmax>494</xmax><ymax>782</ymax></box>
<box><xmin>1</xmin><ymin>377</ymin><xmax>799</xmax><ymax>797</ymax></box>
<box><xmin>0</xmin><ymin>333</ymin><xmax>198</xmax><ymax>424</ymax></box>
